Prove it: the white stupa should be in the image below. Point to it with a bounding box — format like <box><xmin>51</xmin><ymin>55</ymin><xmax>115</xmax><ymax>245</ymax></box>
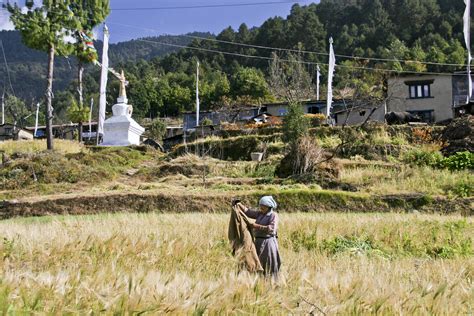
<box><xmin>102</xmin><ymin>71</ymin><xmax>145</xmax><ymax>146</ymax></box>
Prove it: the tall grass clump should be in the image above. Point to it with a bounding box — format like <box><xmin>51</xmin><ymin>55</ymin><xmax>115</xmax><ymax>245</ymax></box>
<box><xmin>0</xmin><ymin>139</ymin><xmax>86</xmax><ymax>155</ymax></box>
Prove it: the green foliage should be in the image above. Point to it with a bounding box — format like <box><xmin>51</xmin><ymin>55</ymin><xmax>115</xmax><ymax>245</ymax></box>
<box><xmin>70</xmin><ymin>0</ymin><xmax>110</xmax><ymax>63</ymax></box>
<box><xmin>403</xmin><ymin>148</ymin><xmax>444</xmax><ymax>168</ymax></box>
<box><xmin>448</xmin><ymin>181</ymin><xmax>472</xmax><ymax>198</ymax></box>
<box><xmin>439</xmin><ymin>152</ymin><xmax>474</xmax><ymax>171</ymax></box>
<box><xmin>404</xmin><ymin>150</ymin><xmax>474</xmax><ymax>171</ymax></box>
<box><xmin>4</xmin><ymin>1</ymin><xmax>472</xmax><ymax>119</ymax></box>
<box><xmin>2</xmin><ymin>95</ymin><xmax>44</xmax><ymax>127</ymax></box>
<box><xmin>230</xmin><ymin>67</ymin><xmax>271</xmax><ymax>104</ymax></box>
<box><xmin>66</xmin><ymin>99</ymin><xmax>90</xmax><ymax>124</ymax></box>
<box><xmin>282</xmin><ymin>102</ymin><xmax>310</xmax><ymax>144</ymax></box>
<box><xmin>148</xmin><ymin>119</ymin><xmax>167</xmax><ymax>141</ymax></box>
<box><xmin>287</xmin><ymin>219</ymin><xmax>474</xmax><ymax>259</ymax></box>
<box><xmin>201</xmin><ymin>118</ymin><xmax>213</xmax><ymax>126</ymax></box>
<box><xmin>6</xmin><ymin>0</ymin><xmax>79</xmax><ymax>56</ymax></box>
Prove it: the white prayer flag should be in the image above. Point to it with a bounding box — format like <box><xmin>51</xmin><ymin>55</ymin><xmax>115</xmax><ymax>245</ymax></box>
<box><xmin>316</xmin><ymin>64</ymin><xmax>321</xmax><ymax>101</ymax></box>
<box><xmin>34</xmin><ymin>102</ymin><xmax>40</xmax><ymax>137</ymax></box>
<box><xmin>89</xmin><ymin>98</ymin><xmax>94</xmax><ymax>140</ymax></box>
<box><xmin>98</xmin><ymin>24</ymin><xmax>109</xmax><ymax>137</ymax></box>
<box><xmin>464</xmin><ymin>0</ymin><xmax>472</xmax><ymax>101</ymax></box>
<box><xmin>196</xmin><ymin>61</ymin><xmax>200</xmax><ymax>127</ymax></box>
<box><xmin>1</xmin><ymin>91</ymin><xmax>4</xmax><ymax>125</ymax></box>
<box><xmin>326</xmin><ymin>37</ymin><xmax>336</xmax><ymax>121</ymax></box>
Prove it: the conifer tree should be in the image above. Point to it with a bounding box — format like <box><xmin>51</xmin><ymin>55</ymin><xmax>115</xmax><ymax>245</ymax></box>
<box><xmin>6</xmin><ymin>0</ymin><xmax>79</xmax><ymax>150</ymax></box>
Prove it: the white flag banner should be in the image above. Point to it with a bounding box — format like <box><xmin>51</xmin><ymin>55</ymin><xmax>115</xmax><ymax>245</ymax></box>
<box><xmin>1</xmin><ymin>91</ymin><xmax>4</xmax><ymax>125</ymax></box>
<box><xmin>98</xmin><ymin>24</ymin><xmax>109</xmax><ymax>136</ymax></box>
<box><xmin>316</xmin><ymin>64</ymin><xmax>321</xmax><ymax>101</ymax></box>
<box><xmin>89</xmin><ymin>98</ymin><xmax>94</xmax><ymax>140</ymax></box>
<box><xmin>34</xmin><ymin>102</ymin><xmax>40</xmax><ymax>137</ymax></box>
<box><xmin>326</xmin><ymin>37</ymin><xmax>336</xmax><ymax>121</ymax></box>
<box><xmin>196</xmin><ymin>61</ymin><xmax>200</xmax><ymax>127</ymax></box>
<box><xmin>464</xmin><ymin>0</ymin><xmax>472</xmax><ymax>101</ymax></box>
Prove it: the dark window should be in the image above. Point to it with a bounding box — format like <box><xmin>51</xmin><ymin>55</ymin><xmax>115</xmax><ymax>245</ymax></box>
<box><xmin>307</xmin><ymin>106</ymin><xmax>320</xmax><ymax>114</ymax></box>
<box><xmin>407</xmin><ymin>110</ymin><xmax>434</xmax><ymax>123</ymax></box>
<box><xmin>408</xmin><ymin>83</ymin><xmax>432</xmax><ymax>99</ymax></box>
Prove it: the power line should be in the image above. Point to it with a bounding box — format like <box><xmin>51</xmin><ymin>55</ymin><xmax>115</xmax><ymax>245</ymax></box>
<box><xmin>134</xmin><ymin>37</ymin><xmax>465</xmax><ymax>76</ymax></box>
<box><xmin>2</xmin><ymin>2</ymin><xmax>466</xmax><ymax>67</ymax></box>
<box><xmin>0</xmin><ymin>1</ymin><xmax>307</xmax><ymax>12</ymax></box>
<box><xmin>109</xmin><ymin>22</ymin><xmax>466</xmax><ymax>68</ymax></box>
<box><xmin>111</xmin><ymin>1</ymin><xmax>307</xmax><ymax>11</ymax></box>
<box><xmin>0</xmin><ymin>40</ymin><xmax>15</xmax><ymax>96</ymax></box>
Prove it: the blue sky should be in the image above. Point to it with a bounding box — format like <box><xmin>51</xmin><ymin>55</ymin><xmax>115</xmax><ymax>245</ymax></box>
<box><xmin>104</xmin><ymin>0</ymin><xmax>316</xmax><ymax>43</ymax></box>
<box><xmin>0</xmin><ymin>0</ymin><xmax>317</xmax><ymax>43</ymax></box>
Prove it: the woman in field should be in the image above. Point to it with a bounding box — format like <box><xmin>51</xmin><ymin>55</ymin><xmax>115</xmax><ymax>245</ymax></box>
<box><xmin>237</xmin><ymin>196</ymin><xmax>281</xmax><ymax>277</ymax></box>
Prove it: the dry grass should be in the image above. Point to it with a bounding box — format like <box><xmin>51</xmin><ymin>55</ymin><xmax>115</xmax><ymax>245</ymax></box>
<box><xmin>1</xmin><ymin>213</ymin><xmax>473</xmax><ymax>314</ymax></box>
<box><xmin>0</xmin><ymin>139</ymin><xmax>86</xmax><ymax>155</ymax></box>
<box><xmin>340</xmin><ymin>164</ymin><xmax>473</xmax><ymax>196</ymax></box>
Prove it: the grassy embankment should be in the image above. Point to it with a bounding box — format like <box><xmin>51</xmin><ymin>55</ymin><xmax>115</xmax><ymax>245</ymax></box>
<box><xmin>0</xmin><ymin>125</ymin><xmax>471</xmax><ymax>216</ymax></box>
<box><xmin>0</xmin><ymin>213</ymin><xmax>473</xmax><ymax>314</ymax></box>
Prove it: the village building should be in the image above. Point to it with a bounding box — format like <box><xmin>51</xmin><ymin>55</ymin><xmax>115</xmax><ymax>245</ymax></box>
<box><xmin>182</xmin><ymin>107</ymin><xmax>262</xmax><ymax>130</ymax></box>
<box><xmin>387</xmin><ymin>74</ymin><xmax>459</xmax><ymax>123</ymax></box>
<box><xmin>26</xmin><ymin>122</ymin><xmax>98</xmax><ymax>141</ymax></box>
<box><xmin>0</xmin><ymin>123</ymin><xmax>34</xmax><ymax>141</ymax></box>
<box><xmin>333</xmin><ymin>104</ymin><xmax>387</xmax><ymax>126</ymax></box>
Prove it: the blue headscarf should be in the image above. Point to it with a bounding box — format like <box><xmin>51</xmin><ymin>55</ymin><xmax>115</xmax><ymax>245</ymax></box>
<box><xmin>259</xmin><ymin>196</ymin><xmax>278</xmax><ymax>210</ymax></box>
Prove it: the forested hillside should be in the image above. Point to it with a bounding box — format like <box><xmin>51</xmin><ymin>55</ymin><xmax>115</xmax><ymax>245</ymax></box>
<box><xmin>1</xmin><ymin>0</ymin><xmax>470</xmax><ymax>123</ymax></box>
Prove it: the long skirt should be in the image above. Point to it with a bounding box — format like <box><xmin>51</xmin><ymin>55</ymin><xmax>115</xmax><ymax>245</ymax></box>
<box><xmin>255</xmin><ymin>237</ymin><xmax>281</xmax><ymax>277</ymax></box>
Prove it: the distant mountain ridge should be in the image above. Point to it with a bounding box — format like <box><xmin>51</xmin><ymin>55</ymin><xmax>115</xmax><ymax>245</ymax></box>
<box><xmin>0</xmin><ymin>30</ymin><xmax>214</xmax><ymax>100</ymax></box>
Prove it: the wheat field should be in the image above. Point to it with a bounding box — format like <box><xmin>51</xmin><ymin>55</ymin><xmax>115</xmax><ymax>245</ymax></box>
<box><xmin>1</xmin><ymin>212</ymin><xmax>473</xmax><ymax>314</ymax></box>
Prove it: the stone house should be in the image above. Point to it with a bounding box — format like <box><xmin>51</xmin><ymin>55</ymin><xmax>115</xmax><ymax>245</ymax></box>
<box><xmin>387</xmin><ymin>74</ymin><xmax>454</xmax><ymax>123</ymax></box>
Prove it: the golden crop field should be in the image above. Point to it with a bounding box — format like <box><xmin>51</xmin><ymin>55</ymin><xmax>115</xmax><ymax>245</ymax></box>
<box><xmin>1</xmin><ymin>212</ymin><xmax>474</xmax><ymax>314</ymax></box>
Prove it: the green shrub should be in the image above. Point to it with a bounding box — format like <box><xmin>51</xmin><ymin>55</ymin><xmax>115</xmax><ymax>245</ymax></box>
<box><xmin>447</xmin><ymin>181</ymin><xmax>473</xmax><ymax>198</ymax></box>
<box><xmin>439</xmin><ymin>151</ymin><xmax>474</xmax><ymax>171</ymax></box>
<box><xmin>201</xmin><ymin>118</ymin><xmax>213</xmax><ymax>126</ymax></box>
<box><xmin>282</xmin><ymin>102</ymin><xmax>310</xmax><ymax>145</ymax></box>
<box><xmin>403</xmin><ymin>149</ymin><xmax>444</xmax><ymax>167</ymax></box>
<box><xmin>148</xmin><ymin>119</ymin><xmax>167</xmax><ymax>141</ymax></box>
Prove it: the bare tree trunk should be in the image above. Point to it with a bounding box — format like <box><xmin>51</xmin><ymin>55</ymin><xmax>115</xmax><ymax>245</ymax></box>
<box><xmin>46</xmin><ymin>44</ymin><xmax>55</xmax><ymax>150</ymax></box>
<box><xmin>77</xmin><ymin>62</ymin><xmax>84</xmax><ymax>143</ymax></box>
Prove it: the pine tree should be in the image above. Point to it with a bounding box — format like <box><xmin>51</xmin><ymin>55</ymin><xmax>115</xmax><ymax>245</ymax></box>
<box><xmin>6</xmin><ymin>0</ymin><xmax>79</xmax><ymax>150</ymax></box>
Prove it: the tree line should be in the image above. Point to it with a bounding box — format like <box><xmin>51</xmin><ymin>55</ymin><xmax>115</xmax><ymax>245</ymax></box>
<box><xmin>1</xmin><ymin>0</ymin><xmax>470</xmax><ymax>135</ymax></box>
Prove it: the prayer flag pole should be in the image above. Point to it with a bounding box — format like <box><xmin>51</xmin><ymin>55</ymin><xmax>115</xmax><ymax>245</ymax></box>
<box><xmin>326</xmin><ymin>37</ymin><xmax>336</xmax><ymax>125</ymax></box>
<box><xmin>464</xmin><ymin>0</ymin><xmax>472</xmax><ymax>102</ymax></box>
<box><xmin>1</xmin><ymin>90</ymin><xmax>4</xmax><ymax>125</ymax></box>
<box><xmin>196</xmin><ymin>61</ymin><xmax>200</xmax><ymax>127</ymax></box>
<box><xmin>97</xmin><ymin>24</ymin><xmax>109</xmax><ymax>145</ymax></box>
<box><xmin>89</xmin><ymin>97</ymin><xmax>93</xmax><ymax>140</ymax></box>
<box><xmin>34</xmin><ymin>102</ymin><xmax>40</xmax><ymax>137</ymax></box>
<box><xmin>316</xmin><ymin>64</ymin><xmax>321</xmax><ymax>101</ymax></box>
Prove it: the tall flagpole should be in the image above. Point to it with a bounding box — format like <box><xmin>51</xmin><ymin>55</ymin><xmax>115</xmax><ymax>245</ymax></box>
<box><xmin>34</xmin><ymin>102</ymin><xmax>40</xmax><ymax>137</ymax></box>
<box><xmin>89</xmin><ymin>97</ymin><xmax>93</xmax><ymax>140</ymax></box>
<box><xmin>316</xmin><ymin>64</ymin><xmax>321</xmax><ymax>101</ymax></box>
<box><xmin>327</xmin><ymin>37</ymin><xmax>336</xmax><ymax>124</ymax></box>
<box><xmin>1</xmin><ymin>90</ymin><xmax>4</xmax><ymax>125</ymax></box>
<box><xmin>196</xmin><ymin>61</ymin><xmax>200</xmax><ymax>127</ymax></box>
<box><xmin>97</xmin><ymin>24</ymin><xmax>109</xmax><ymax>145</ymax></box>
<box><xmin>464</xmin><ymin>0</ymin><xmax>472</xmax><ymax>102</ymax></box>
